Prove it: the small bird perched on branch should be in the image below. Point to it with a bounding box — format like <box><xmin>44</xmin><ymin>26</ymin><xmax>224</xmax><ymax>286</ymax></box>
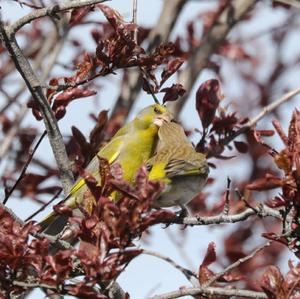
<box><xmin>39</xmin><ymin>104</ymin><xmax>173</xmax><ymax>234</ymax></box>
<box><xmin>147</xmin><ymin>121</ymin><xmax>209</xmax><ymax>208</ymax></box>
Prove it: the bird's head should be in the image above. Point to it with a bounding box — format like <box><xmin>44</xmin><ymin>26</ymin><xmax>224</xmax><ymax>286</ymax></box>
<box><xmin>136</xmin><ymin>104</ymin><xmax>173</xmax><ymax>128</ymax></box>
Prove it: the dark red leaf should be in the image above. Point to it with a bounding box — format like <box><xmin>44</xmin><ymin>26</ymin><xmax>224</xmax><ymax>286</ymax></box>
<box><xmin>234</xmin><ymin>141</ymin><xmax>248</xmax><ymax>153</ymax></box>
<box><xmin>246</xmin><ymin>173</ymin><xmax>282</xmax><ymax>191</ymax></box>
<box><xmin>196</xmin><ymin>79</ymin><xmax>223</xmax><ymax>129</ymax></box>
<box><xmin>219</xmin><ymin>42</ymin><xmax>252</xmax><ymax>61</ymax></box>
<box><xmin>161</xmin><ymin>83</ymin><xmax>185</xmax><ymax>103</ymax></box>
<box><xmin>69</xmin><ymin>6</ymin><xmax>93</xmax><ymax>26</ymax></box>
<box><xmin>260</xmin><ymin>266</ymin><xmax>287</xmax><ymax>299</ymax></box>
<box><xmin>201</xmin><ymin>242</ymin><xmax>216</xmax><ymax>267</ymax></box>
<box><xmin>256</xmin><ymin>130</ymin><xmax>275</xmax><ymax>137</ymax></box>
<box><xmin>55</xmin><ymin>87</ymin><xmax>96</xmax><ymax>103</ymax></box>
<box><xmin>160</xmin><ymin>58</ymin><xmax>184</xmax><ymax>87</ymax></box>
<box><xmin>198</xmin><ymin>242</ymin><xmax>216</xmax><ymax>284</ymax></box>
<box><xmin>266</xmin><ymin>196</ymin><xmax>286</xmax><ymax>208</ymax></box>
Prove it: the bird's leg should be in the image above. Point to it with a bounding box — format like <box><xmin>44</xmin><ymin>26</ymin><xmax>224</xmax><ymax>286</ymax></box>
<box><xmin>176</xmin><ymin>204</ymin><xmax>189</xmax><ymax>219</ymax></box>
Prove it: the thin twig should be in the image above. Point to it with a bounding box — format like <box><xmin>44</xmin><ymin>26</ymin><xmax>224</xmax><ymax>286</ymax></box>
<box><xmin>0</xmin><ymin>25</ymin><xmax>64</xmax><ymax>162</ymax></box>
<box><xmin>10</xmin><ymin>0</ymin><xmax>109</xmax><ymax>34</ymax></box>
<box><xmin>173</xmin><ymin>205</ymin><xmax>282</xmax><ymax>226</ymax></box>
<box><xmin>164</xmin><ymin>229</ymin><xmax>195</xmax><ymax>271</ymax></box>
<box><xmin>168</xmin><ymin>0</ymin><xmax>257</xmax><ymax>116</ymax></box>
<box><xmin>140</xmin><ymin>68</ymin><xmax>160</xmax><ymax>104</ymax></box>
<box><xmin>142</xmin><ymin>249</ymin><xmax>198</xmax><ymax>285</ymax></box>
<box><xmin>25</xmin><ymin>188</ymin><xmax>62</xmax><ymax>222</ymax></box>
<box><xmin>149</xmin><ymin>286</ymin><xmax>268</xmax><ymax>299</ymax></box>
<box><xmin>0</xmin><ymin>103</ymin><xmax>28</xmax><ymax>160</ymax></box>
<box><xmin>3</xmin><ymin>131</ymin><xmax>47</xmax><ymax>205</ymax></box>
<box><xmin>203</xmin><ymin>242</ymin><xmax>272</xmax><ymax>287</ymax></box>
<box><xmin>235</xmin><ymin>188</ymin><xmax>258</xmax><ymax>214</ymax></box>
<box><xmin>208</xmin><ymin>86</ymin><xmax>300</xmax><ymax>158</ymax></box>
<box><xmin>132</xmin><ymin>0</ymin><xmax>138</xmax><ymax>43</ymax></box>
<box><xmin>11</xmin><ymin>0</ymin><xmax>43</xmax><ymax>9</ymax></box>
<box><xmin>0</xmin><ymin>18</ymin><xmax>74</xmax><ymax>195</ymax></box>
<box><xmin>222</xmin><ymin>177</ymin><xmax>231</xmax><ymax>216</ymax></box>
<box><xmin>246</xmin><ymin>86</ymin><xmax>300</xmax><ymax>128</ymax></box>
<box><xmin>274</xmin><ymin>0</ymin><xmax>300</xmax><ymax>9</ymax></box>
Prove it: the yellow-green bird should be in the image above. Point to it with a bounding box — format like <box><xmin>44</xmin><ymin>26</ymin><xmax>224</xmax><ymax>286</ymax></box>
<box><xmin>147</xmin><ymin>121</ymin><xmax>209</xmax><ymax>208</ymax></box>
<box><xmin>39</xmin><ymin>104</ymin><xmax>173</xmax><ymax>233</ymax></box>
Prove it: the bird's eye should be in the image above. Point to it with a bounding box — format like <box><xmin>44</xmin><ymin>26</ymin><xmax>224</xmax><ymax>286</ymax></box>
<box><xmin>154</xmin><ymin>107</ymin><xmax>162</xmax><ymax>114</ymax></box>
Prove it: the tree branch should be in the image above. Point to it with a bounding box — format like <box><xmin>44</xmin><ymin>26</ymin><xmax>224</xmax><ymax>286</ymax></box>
<box><xmin>109</xmin><ymin>0</ymin><xmax>187</xmax><ymax>124</ymax></box>
<box><xmin>142</xmin><ymin>249</ymin><xmax>198</xmax><ymax>286</ymax></box>
<box><xmin>274</xmin><ymin>0</ymin><xmax>300</xmax><ymax>9</ymax></box>
<box><xmin>0</xmin><ymin>19</ymin><xmax>74</xmax><ymax>194</ymax></box>
<box><xmin>3</xmin><ymin>131</ymin><xmax>47</xmax><ymax>205</ymax></box>
<box><xmin>149</xmin><ymin>286</ymin><xmax>268</xmax><ymax>299</ymax></box>
<box><xmin>10</xmin><ymin>0</ymin><xmax>109</xmax><ymax>34</ymax></box>
<box><xmin>246</xmin><ymin>86</ymin><xmax>300</xmax><ymax>128</ymax></box>
<box><xmin>168</xmin><ymin>0</ymin><xmax>257</xmax><ymax>116</ymax></box>
<box><xmin>208</xmin><ymin>85</ymin><xmax>300</xmax><ymax>157</ymax></box>
<box><xmin>174</xmin><ymin>204</ymin><xmax>281</xmax><ymax>226</ymax></box>
<box><xmin>203</xmin><ymin>241</ymin><xmax>271</xmax><ymax>287</ymax></box>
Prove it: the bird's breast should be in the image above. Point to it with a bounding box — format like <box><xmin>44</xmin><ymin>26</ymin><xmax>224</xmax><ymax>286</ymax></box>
<box><xmin>153</xmin><ymin>175</ymin><xmax>207</xmax><ymax>208</ymax></box>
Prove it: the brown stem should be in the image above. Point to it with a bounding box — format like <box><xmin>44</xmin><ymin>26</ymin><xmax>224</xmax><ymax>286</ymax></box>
<box><xmin>0</xmin><ymin>20</ymin><xmax>74</xmax><ymax>194</ymax></box>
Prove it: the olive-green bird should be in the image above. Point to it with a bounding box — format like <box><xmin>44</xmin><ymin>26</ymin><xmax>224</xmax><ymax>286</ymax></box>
<box><xmin>147</xmin><ymin>122</ymin><xmax>209</xmax><ymax>208</ymax></box>
<box><xmin>39</xmin><ymin>104</ymin><xmax>173</xmax><ymax>233</ymax></box>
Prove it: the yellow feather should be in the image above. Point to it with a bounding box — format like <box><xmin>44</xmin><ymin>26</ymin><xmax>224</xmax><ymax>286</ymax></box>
<box><xmin>39</xmin><ymin>104</ymin><xmax>173</xmax><ymax>233</ymax></box>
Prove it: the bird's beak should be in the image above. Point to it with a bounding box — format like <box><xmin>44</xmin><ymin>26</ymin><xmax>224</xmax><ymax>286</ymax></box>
<box><xmin>153</xmin><ymin>112</ymin><xmax>173</xmax><ymax>127</ymax></box>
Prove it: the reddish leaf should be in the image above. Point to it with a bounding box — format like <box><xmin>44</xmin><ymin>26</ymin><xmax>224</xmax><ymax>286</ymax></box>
<box><xmin>260</xmin><ymin>266</ymin><xmax>287</xmax><ymax>299</ymax></box>
<box><xmin>160</xmin><ymin>58</ymin><xmax>184</xmax><ymax>87</ymax></box>
<box><xmin>52</xmin><ymin>88</ymin><xmax>96</xmax><ymax>120</ymax></box>
<box><xmin>198</xmin><ymin>242</ymin><xmax>216</xmax><ymax>284</ymax></box>
<box><xmin>196</xmin><ymin>79</ymin><xmax>223</xmax><ymax>129</ymax></box>
<box><xmin>201</xmin><ymin>242</ymin><xmax>216</xmax><ymax>267</ymax></box>
<box><xmin>246</xmin><ymin>173</ymin><xmax>282</xmax><ymax>191</ymax></box>
<box><xmin>161</xmin><ymin>83</ymin><xmax>185</xmax><ymax>103</ymax></box>
<box><xmin>234</xmin><ymin>141</ymin><xmax>249</xmax><ymax>153</ymax></box>
<box><xmin>55</xmin><ymin>87</ymin><xmax>96</xmax><ymax>103</ymax></box>
<box><xmin>256</xmin><ymin>130</ymin><xmax>275</xmax><ymax>137</ymax></box>
<box><xmin>219</xmin><ymin>42</ymin><xmax>252</xmax><ymax>61</ymax></box>
<box><xmin>274</xmin><ymin>150</ymin><xmax>291</xmax><ymax>173</ymax></box>
<box><xmin>89</xmin><ymin>110</ymin><xmax>108</xmax><ymax>152</ymax></box>
<box><xmin>69</xmin><ymin>6</ymin><xmax>93</xmax><ymax>26</ymax></box>
<box><xmin>266</xmin><ymin>196</ymin><xmax>286</xmax><ymax>208</ymax></box>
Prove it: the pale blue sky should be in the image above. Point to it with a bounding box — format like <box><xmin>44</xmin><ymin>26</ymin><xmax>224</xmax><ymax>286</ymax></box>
<box><xmin>1</xmin><ymin>1</ymin><xmax>299</xmax><ymax>298</ymax></box>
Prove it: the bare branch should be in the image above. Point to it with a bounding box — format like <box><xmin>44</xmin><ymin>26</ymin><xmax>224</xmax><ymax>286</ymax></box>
<box><xmin>142</xmin><ymin>249</ymin><xmax>198</xmax><ymax>286</ymax></box>
<box><xmin>168</xmin><ymin>0</ymin><xmax>257</xmax><ymax>116</ymax></box>
<box><xmin>0</xmin><ymin>19</ymin><xmax>74</xmax><ymax>194</ymax></box>
<box><xmin>203</xmin><ymin>241</ymin><xmax>271</xmax><ymax>287</ymax></box>
<box><xmin>222</xmin><ymin>177</ymin><xmax>231</xmax><ymax>216</ymax></box>
<box><xmin>25</xmin><ymin>188</ymin><xmax>62</xmax><ymax>222</ymax></box>
<box><xmin>246</xmin><ymin>86</ymin><xmax>300</xmax><ymax>128</ymax></box>
<box><xmin>174</xmin><ymin>204</ymin><xmax>281</xmax><ymax>226</ymax></box>
<box><xmin>0</xmin><ymin>103</ymin><xmax>27</xmax><ymax>160</ymax></box>
<box><xmin>10</xmin><ymin>0</ymin><xmax>109</xmax><ymax>34</ymax></box>
<box><xmin>3</xmin><ymin>131</ymin><xmax>47</xmax><ymax>205</ymax></box>
<box><xmin>274</xmin><ymin>0</ymin><xmax>300</xmax><ymax>9</ymax></box>
<box><xmin>208</xmin><ymin>85</ymin><xmax>300</xmax><ymax>158</ymax></box>
<box><xmin>132</xmin><ymin>0</ymin><xmax>138</xmax><ymax>43</ymax></box>
<box><xmin>149</xmin><ymin>286</ymin><xmax>268</xmax><ymax>299</ymax></box>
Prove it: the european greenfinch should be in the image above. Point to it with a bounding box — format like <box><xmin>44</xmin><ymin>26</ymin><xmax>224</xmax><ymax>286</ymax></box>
<box><xmin>147</xmin><ymin>121</ymin><xmax>209</xmax><ymax>208</ymax></box>
<box><xmin>39</xmin><ymin>104</ymin><xmax>173</xmax><ymax>233</ymax></box>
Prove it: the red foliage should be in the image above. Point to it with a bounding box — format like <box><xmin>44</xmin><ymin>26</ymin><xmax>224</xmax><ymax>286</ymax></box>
<box><xmin>2</xmin><ymin>1</ymin><xmax>300</xmax><ymax>298</ymax></box>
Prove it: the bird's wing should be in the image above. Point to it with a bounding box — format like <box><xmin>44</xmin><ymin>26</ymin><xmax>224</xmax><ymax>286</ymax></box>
<box><xmin>164</xmin><ymin>158</ymin><xmax>202</xmax><ymax>178</ymax></box>
<box><xmin>69</xmin><ymin>136</ymin><xmax>124</xmax><ymax>196</ymax></box>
